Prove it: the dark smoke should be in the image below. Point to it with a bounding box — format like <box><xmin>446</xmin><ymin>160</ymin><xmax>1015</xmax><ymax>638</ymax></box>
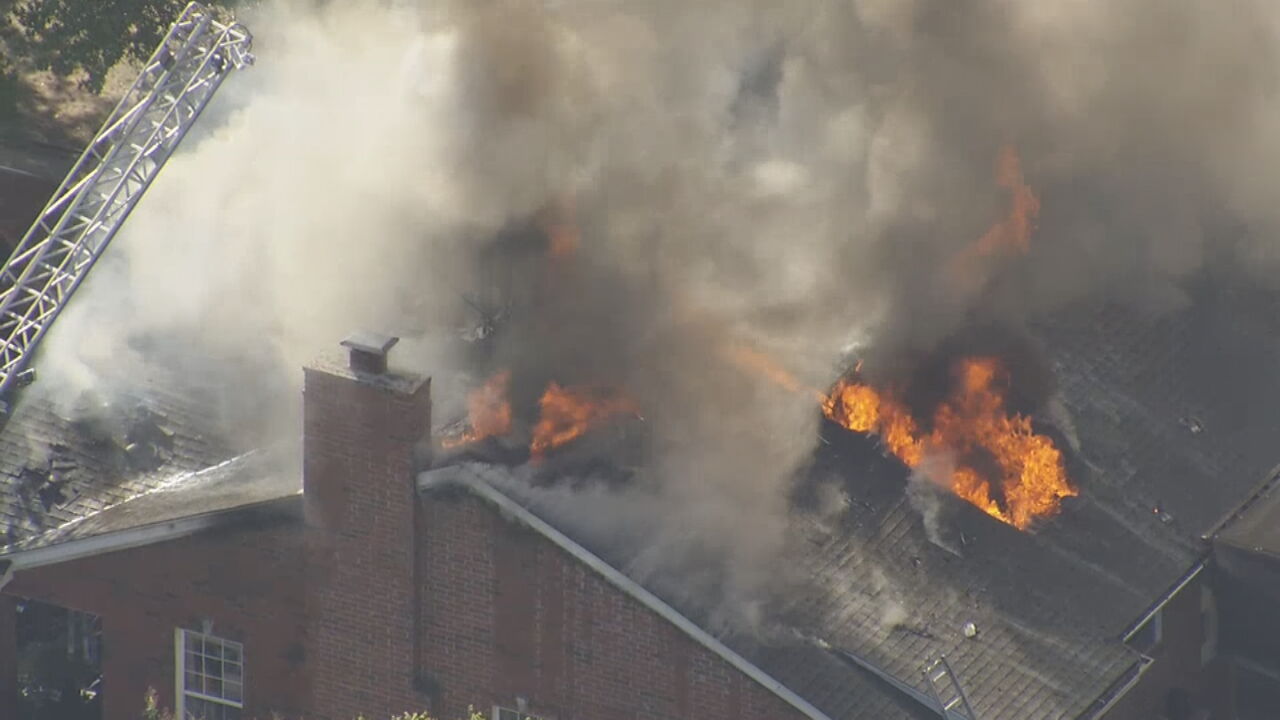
<box><xmin>29</xmin><ymin>0</ymin><xmax>1280</xmax><ymax>629</ymax></box>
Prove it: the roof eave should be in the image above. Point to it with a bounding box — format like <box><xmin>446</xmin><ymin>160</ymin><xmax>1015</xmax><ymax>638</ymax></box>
<box><xmin>0</xmin><ymin>492</ymin><xmax>302</xmax><ymax>580</ymax></box>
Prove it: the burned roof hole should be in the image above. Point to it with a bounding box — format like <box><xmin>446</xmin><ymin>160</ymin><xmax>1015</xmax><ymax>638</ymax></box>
<box><xmin>18</xmin><ymin>465</ymin><xmax>49</xmax><ymax>491</ymax></box>
<box><xmin>19</xmin><ymin>464</ymin><xmax>78</xmax><ymax>512</ymax></box>
<box><xmin>36</xmin><ymin>479</ymin><xmax>73</xmax><ymax>512</ymax></box>
<box><xmin>68</xmin><ymin>412</ymin><xmax>120</xmax><ymax>453</ymax></box>
<box><xmin>121</xmin><ymin>410</ymin><xmax>176</xmax><ymax>472</ymax></box>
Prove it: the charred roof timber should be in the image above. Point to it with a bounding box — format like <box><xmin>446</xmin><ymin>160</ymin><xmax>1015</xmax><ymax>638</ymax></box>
<box><xmin>340</xmin><ymin>332</ymin><xmax>399</xmax><ymax>375</ymax></box>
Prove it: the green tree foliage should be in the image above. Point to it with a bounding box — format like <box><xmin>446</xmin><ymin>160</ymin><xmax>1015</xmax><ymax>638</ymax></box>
<box><xmin>2</xmin><ymin>0</ymin><xmax>232</xmax><ymax>93</ymax></box>
<box><xmin>142</xmin><ymin>689</ymin><xmax>173</xmax><ymax>720</ymax></box>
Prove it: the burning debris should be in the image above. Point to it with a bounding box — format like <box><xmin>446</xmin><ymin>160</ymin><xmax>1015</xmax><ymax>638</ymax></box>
<box><xmin>823</xmin><ymin>357</ymin><xmax>1076</xmax><ymax>530</ymax></box>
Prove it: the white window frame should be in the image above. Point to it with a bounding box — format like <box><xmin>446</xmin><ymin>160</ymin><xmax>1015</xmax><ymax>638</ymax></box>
<box><xmin>492</xmin><ymin>706</ymin><xmax>544</xmax><ymax>720</ymax></box>
<box><xmin>175</xmin><ymin>628</ymin><xmax>244</xmax><ymax>720</ymax></box>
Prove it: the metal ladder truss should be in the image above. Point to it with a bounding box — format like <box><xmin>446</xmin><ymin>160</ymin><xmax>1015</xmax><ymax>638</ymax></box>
<box><xmin>0</xmin><ymin>1</ymin><xmax>253</xmax><ymax>398</ymax></box>
<box><xmin>924</xmin><ymin>655</ymin><xmax>978</xmax><ymax>720</ymax></box>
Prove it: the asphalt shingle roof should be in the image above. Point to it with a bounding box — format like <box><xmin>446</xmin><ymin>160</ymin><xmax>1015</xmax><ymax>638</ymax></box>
<box><xmin>0</xmin><ymin>255</ymin><xmax>1276</xmax><ymax>719</ymax></box>
<box><xmin>0</xmin><ymin>366</ymin><xmax>236</xmax><ymax>548</ymax></box>
<box><xmin>9</xmin><ymin>449</ymin><xmax>298</xmax><ymax>554</ymax></box>
<box><xmin>482</xmin><ymin>269</ymin><xmax>1280</xmax><ymax>720</ymax></box>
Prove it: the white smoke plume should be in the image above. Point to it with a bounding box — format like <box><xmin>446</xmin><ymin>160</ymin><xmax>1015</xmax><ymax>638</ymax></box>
<box><xmin>907</xmin><ymin>451</ymin><xmax>963</xmax><ymax>556</ymax></box>
<box><xmin>27</xmin><ymin>0</ymin><xmax>1280</xmax><ymax>625</ymax></box>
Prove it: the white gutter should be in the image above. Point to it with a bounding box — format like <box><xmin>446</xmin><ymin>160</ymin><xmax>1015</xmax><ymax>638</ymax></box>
<box><xmin>1121</xmin><ymin>560</ymin><xmax>1205</xmax><ymax>644</ymax></box>
<box><xmin>419</xmin><ymin>468</ymin><xmax>835</xmax><ymax>720</ymax></box>
<box><xmin>2</xmin><ymin>514</ymin><xmax>223</xmax><ymax>573</ymax></box>
<box><xmin>1086</xmin><ymin>655</ymin><xmax>1153</xmax><ymax>720</ymax></box>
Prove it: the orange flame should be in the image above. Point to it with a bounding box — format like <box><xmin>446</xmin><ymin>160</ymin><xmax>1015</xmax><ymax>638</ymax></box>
<box><xmin>530</xmin><ymin>382</ymin><xmax>639</xmax><ymax>459</ymax></box>
<box><xmin>974</xmin><ymin>145</ymin><xmax>1040</xmax><ymax>256</ymax></box>
<box><xmin>440</xmin><ymin>370</ymin><xmax>637</xmax><ymax>457</ymax></box>
<box><xmin>540</xmin><ymin>194</ymin><xmax>580</xmax><ymax>259</ymax></box>
<box><xmin>822</xmin><ymin>357</ymin><xmax>1076</xmax><ymax>530</ymax></box>
<box><xmin>948</xmin><ymin>145</ymin><xmax>1040</xmax><ymax>289</ymax></box>
<box><xmin>441</xmin><ymin>371</ymin><xmax>513</xmax><ymax>449</ymax></box>
<box><xmin>725</xmin><ymin>344</ymin><xmax>824</xmax><ymax>401</ymax></box>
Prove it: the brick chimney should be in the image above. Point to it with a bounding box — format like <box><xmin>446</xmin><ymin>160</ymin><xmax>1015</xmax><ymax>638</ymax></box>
<box><xmin>303</xmin><ymin>332</ymin><xmax>429</xmax><ymax>719</ymax></box>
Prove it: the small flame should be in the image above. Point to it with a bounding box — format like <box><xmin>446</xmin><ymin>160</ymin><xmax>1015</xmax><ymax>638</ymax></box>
<box><xmin>822</xmin><ymin>357</ymin><xmax>1076</xmax><ymax>530</ymax></box>
<box><xmin>441</xmin><ymin>371</ymin><xmax>513</xmax><ymax>449</ymax></box>
<box><xmin>974</xmin><ymin>145</ymin><xmax>1040</xmax><ymax>256</ymax></box>
<box><xmin>541</xmin><ymin>194</ymin><xmax>580</xmax><ymax>259</ymax></box>
<box><xmin>726</xmin><ymin>344</ymin><xmax>824</xmax><ymax>401</ymax></box>
<box><xmin>948</xmin><ymin>145</ymin><xmax>1040</xmax><ymax>288</ymax></box>
<box><xmin>530</xmin><ymin>382</ymin><xmax>639</xmax><ymax>459</ymax></box>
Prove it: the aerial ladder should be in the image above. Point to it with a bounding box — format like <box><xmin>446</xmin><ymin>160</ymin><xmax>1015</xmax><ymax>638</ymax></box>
<box><xmin>0</xmin><ymin>2</ymin><xmax>253</xmax><ymax>404</ymax></box>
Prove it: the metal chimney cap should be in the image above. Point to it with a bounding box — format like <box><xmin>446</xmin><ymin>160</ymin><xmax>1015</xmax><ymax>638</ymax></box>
<box><xmin>340</xmin><ymin>332</ymin><xmax>399</xmax><ymax>356</ymax></box>
<box><xmin>340</xmin><ymin>332</ymin><xmax>399</xmax><ymax>375</ymax></box>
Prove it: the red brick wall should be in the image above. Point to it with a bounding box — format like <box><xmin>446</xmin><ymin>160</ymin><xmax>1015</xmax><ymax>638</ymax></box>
<box><xmin>302</xmin><ymin>364</ymin><xmax>432</xmax><ymax>720</ymax></box>
<box><xmin>3</xmin><ymin>520</ymin><xmax>309</xmax><ymax>720</ymax></box>
<box><xmin>1103</xmin><ymin>573</ymin><xmax>1229</xmax><ymax>720</ymax></box>
<box><xmin>417</xmin><ymin>490</ymin><xmax>810</xmax><ymax>720</ymax></box>
<box><xmin>0</xmin><ymin>594</ymin><xmax>16</xmax><ymax>714</ymax></box>
<box><xmin>0</xmin><ymin>357</ymin><xmax>809</xmax><ymax>720</ymax></box>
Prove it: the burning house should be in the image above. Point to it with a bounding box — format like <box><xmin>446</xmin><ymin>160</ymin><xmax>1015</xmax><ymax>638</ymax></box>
<box><xmin>4</xmin><ymin>1</ymin><xmax>1280</xmax><ymax>719</ymax></box>
<box><xmin>2</xmin><ymin>209</ymin><xmax>1279</xmax><ymax>719</ymax></box>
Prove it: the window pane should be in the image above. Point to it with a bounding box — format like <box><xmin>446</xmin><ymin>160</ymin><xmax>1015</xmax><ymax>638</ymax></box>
<box><xmin>179</xmin><ymin>632</ymin><xmax>244</xmax><ymax>709</ymax></box>
<box><xmin>186</xmin><ymin>696</ymin><xmax>212</xmax><ymax>720</ymax></box>
<box><xmin>185</xmin><ymin>696</ymin><xmax>241</xmax><ymax>720</ymax></box>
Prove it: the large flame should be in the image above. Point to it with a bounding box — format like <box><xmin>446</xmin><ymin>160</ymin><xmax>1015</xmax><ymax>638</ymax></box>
<box><xmin>441</xmin><ymin>371</ymin><xmax>513</xmax><ymax>448</ymax></box>
<box><xmin>530</xmin><ymin>382</ymin><xmax>639</xmax><ymax>459</ymax></box>
<box><xmin>822</xmin><ymin>357</ymin><xmax>1076</xmax><ymax>530</ymax></box>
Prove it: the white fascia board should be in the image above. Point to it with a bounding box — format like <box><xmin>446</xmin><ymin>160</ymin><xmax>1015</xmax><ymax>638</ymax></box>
<box><xmin>3</xmin><ymin>514</ymin><xmax>221</xmax><ymax>574</ymax></box>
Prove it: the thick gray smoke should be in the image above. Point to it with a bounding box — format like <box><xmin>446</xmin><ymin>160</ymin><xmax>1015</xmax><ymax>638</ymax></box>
<box><xmin>30</xmin><ymin>0</ymin><xmax>1280</xmax><ymax>627</ymax></box>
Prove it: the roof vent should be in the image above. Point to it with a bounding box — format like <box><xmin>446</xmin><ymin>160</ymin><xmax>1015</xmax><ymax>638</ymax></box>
<box><xmin>340</xmin><ymin>332</ymin><xmax>399</xmax><ymax>375</ymax></box>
